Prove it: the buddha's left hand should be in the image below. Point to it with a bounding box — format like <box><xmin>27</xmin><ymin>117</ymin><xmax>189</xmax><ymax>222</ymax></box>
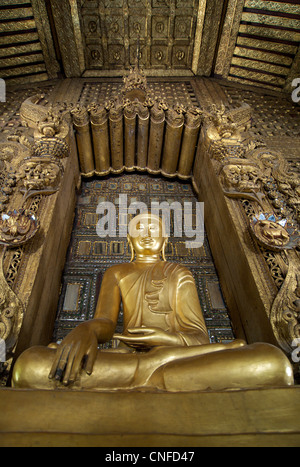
<box><xmin>114</xmin><ymin>327</ymin><xmax>182</xmax><ymax>349</ymax></box>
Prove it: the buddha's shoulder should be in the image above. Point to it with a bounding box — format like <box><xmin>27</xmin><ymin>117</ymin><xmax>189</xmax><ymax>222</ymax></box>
<box><xmin>163</xmin><ymin>261</ymin><xmax>193</xmax><ymax>277</ymax></box>
<box><xmin>103</xmin><ymin>261</ymin><xmax>193</xmax><ymax>280</ymax></box>
<box><xmin>103</xmin><ymin>262</ymin><xmax>135</xmax><ymax>279</ymax></box>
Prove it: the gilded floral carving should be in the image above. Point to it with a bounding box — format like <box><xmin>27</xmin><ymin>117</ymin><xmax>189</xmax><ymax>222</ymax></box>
<box><xmin>19</xmin><ymin>158</ymin><xmax>64</xmax><ymax>200</ymax></box>
<box><xmin>0</xmin><ymin>209</ymin><xmax>39</xmax><ymax>248</ymax></box>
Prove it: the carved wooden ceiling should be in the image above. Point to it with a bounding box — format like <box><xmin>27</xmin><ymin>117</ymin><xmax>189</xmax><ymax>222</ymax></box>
<box><xmin>0</xmin><ymin>0</ymin><xmax>299</xmax><ymax>93</ymax></box>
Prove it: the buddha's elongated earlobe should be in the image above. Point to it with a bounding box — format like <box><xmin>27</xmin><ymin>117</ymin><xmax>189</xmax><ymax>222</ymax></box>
<box><xmin>162</xmin><ymin>239</ymin><xmax>168</xmax><ymax>262</ymax></box>
<box><xmin>127</xmin><ymin>235</ymin><xmax>135</xmax><ymax>262</ymax></box>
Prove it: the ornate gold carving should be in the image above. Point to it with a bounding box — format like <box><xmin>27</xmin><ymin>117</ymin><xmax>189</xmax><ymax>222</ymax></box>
<box><xmin>0</xmin><ymin>209</ymin><xmax>39</xmax><ymax>382</ymax></box>
<box><xmin>205</xmin><ymin>103</ymin><xmax>252</xmax><ymax>143</ymax></box>
<box><xmin>249</xmin><ymin>148</ymin><xmax>300</xmax><ymax>226</ymax></box>
<box><xmin>20</xmin><ymin>95</ymin><xmax>51</xmax><ymax>129</ymax></box>
<box><xmin>37</xmin><ymin>111</ymin><xmax>61</xmax><ymax>138</ymax></box>
<box><xmin>0</xmin><ymin>267</ymin><xmax>23</xmax><ymax>367</ymax></box>
<box><xmin>19</xmin><ymin>158</ymin><xmax>64</xmax><ymax>201</ymax></box>
<box><xmin>20</xmin><ymin>96</ymin><xmax>70</xmax><ymax>142</ymax></box>
<box><xmin>0</xmin><ymin>210</ymin><xmax>39</xmax><ymax>248</ymax></box>
<box><xmin>0</xmin><ymin>86</ymin><xmax>74</xmax><ymax>385</ymax></box>
<box><xmin>71</xmin><ymin>105</ymin><xmax>90</xmax><ymax>127</ymax></box>
<box><xmin>270</xmin><ymin>250</ymin><xmax>300</xmax><ymax>354</ymax></box>
<box><xmin>89</xmin><ymin>103</ymin><xmax>107</xmax><ymax>125</ymax></box>
<box><xmin>201</xmin><ymin>98</ymin><xmax>300</xmax><ymax>357</ymax></box>
<box><xmin>122</xmin><ymin>62</ymin><xmax>149</xmax><ymax>103</ymax></box>
<box><xmin>254</xmin><ymin>220</ymin><xmax>289</xmax><ymax>250</ymax></box>
<box><xmin>3</xmin><ymin>103</ymin><xmax>69</xmax><ymax>205</ymax></box>
<box><xmin>220</xmin><ymin>163</ymin><xmax>260</xmax><ymax>193</ymax></box>
<box><xmin>219</xmin><ymin>160</ymin><xmax>267</xmax><ymax>208</ymax></box>
<box><xmin>250</xmin><ymin>214</ymin><xmax>299</xmax><ymax>252</ymax></box>
<box><xmin>5</xmin><ymin>247</ymin><xmax>23</xmax><ymax>289</ymax></box>
<box><xmin>34</xmin><ymin>137</ymin><xmax>69</xmax><ymax>159</ymax></box>
<box><xmin>0</xmin><ymin>294</ymin><xmax>17</xmax><ymax>343</ymax></box>
<box><xmin>0</xmin><ymin>143</ymin><xmax>23</xmax><ymax>214</ymax></box>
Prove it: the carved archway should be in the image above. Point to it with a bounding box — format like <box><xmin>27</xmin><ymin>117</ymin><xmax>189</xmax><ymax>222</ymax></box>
<box><xmin>0</xmin><ymin>73</ymin><xmax>299</xmax><ymax>387</ymax></box>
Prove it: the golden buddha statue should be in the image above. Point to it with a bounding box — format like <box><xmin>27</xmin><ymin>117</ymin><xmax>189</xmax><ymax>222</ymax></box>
<box><xmin>12</xmin><ymin>213</ymin><xmax>294</xmax><ymax>391</ymax></box>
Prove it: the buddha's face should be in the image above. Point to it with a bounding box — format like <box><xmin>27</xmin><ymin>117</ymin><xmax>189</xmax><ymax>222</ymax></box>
<box><xmin>128</xmin><ymin>214</ymin><xmax>167</xmax><ymax>257</ymax></box>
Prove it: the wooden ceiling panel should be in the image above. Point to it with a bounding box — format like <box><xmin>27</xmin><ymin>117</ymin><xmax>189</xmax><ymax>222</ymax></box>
<box><xmin>0</xmin><ymin>0</ymin><xmax>60</xmax><ymax>85</ymax></box>
<box><xmin>0</xmin><ymin>0</ymin><xmax>299</xmax><ymax>93</ymax></box>
<box><xmin>215</xmin><ymin>0</ymin><xmax>300</xmax><ymax>91</ymax></box>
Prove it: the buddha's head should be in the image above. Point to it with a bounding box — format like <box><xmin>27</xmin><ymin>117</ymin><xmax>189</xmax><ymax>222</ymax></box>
<box><xmin>128</xmin><ymin>212</ymin><xmax>168</xmax><ymax>262</ymax></box>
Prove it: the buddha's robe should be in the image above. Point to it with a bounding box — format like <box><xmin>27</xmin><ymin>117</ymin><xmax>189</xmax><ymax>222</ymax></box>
<box><xmin>102</xmin><ymin>261</ymin><xmax>209</xmax><ymax>348</ymax></box>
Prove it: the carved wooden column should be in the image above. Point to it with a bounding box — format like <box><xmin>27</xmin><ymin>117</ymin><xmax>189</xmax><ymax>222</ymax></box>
<box><xmin>161</xmin><ymin>108</ymin><xmax>184</xmax><ymax>177</ymax></box>
<box><xmin>124</xmin><ymin>103</ymin><xmax>136</xmax><ymax>171</ymax></box>
<box><xmin>72</xmin><ymin>106</ymin><xmax>95</xmax><ymax>176</ymax></box>
<box><xmin>90</xmin><ymin>104</ymin><xmax>110</xmax><ymax>175</ymax></box>
<box><xmin>178</xmin><ymin>108</ymin><xmax>203</xmax><ymax>179</ymax></box>
<box><xmin>137</xmin><ymin>103</ymin><xmax>149</xmax><ymax>170</ymax></box>
<box><xmin>109</xmin><ymin>104</ymin><xmax>124</xmax><ymax>173</ymax></box>
<box><xmin>147</xmin><ymin>103</ymin><xmax>166</xmax><ymax>174</ymax></box>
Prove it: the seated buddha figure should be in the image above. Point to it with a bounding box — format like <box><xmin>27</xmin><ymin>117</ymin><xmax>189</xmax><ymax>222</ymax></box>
<box><xmin>12</xmin><ymin>213</ymin><xmax>294</xmax><ymax>391</ymax></box>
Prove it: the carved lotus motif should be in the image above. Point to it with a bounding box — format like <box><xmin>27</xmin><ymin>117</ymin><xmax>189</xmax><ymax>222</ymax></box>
<box><xmin>0</xmin><ymin>209</ymin><xmax>39</xmax><ymax>247</ymax></box>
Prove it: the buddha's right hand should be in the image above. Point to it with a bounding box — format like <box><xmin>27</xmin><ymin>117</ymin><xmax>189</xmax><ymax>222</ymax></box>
<box><xmin>48</xmin><ymin>321</ymin><xmax>99</xmax><ymax>386</ymax></box>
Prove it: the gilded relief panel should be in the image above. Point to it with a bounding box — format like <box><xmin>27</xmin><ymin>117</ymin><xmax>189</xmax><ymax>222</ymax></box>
<box><xmin>152</xmin><ymin>0</ymin><xmax>170</xmax><ymax>7</ymax></box>
<box><xmin>87</xmin><ymin>45</ymin><xmax>104</xmax><ymax>68</ymax></box>
<box><xmin>174</xmin><ymin>16</ymin><xmax>193</xmax><ymax>39</ymax></box>
<box><xmin>129</xmin><ymin>15</ymin><xmax>147</xmax><ymax>39</ymax></box>
<box><xmin>80</xmin><ymin>0</ymin><xmax>199</xmax><ymax>72</ymax></box>
<box><xmin>108</xmin><ymin>45</ymin><xmax>126</xmax><ymax>68</ymax></box>
<box><xmin>83</xmin><ymin>15</ymin><xmax>101</xmax><ymax>37</ymax></box>
<box><xmin>152</xmin><ymin>16</ymin><xmax>170</xmax><ymax>39</ymax></box>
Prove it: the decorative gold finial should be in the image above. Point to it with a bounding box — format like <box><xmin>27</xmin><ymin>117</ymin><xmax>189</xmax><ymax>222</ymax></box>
<box><xmin>122</xmin><ymin>39</ymin><xmax>150</xmax><ymax>104</ymax></box>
